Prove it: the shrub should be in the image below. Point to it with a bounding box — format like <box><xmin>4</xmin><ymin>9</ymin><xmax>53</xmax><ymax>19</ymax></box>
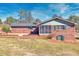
<box><xmin>47</xmin><ymin>35</ymin><xmax>52</xmax><ymax>39</ymax></box>
<box><xmin>2</xmin><ymin>25</ymin><xmax>10</xmax><ymax>33</ymax></box>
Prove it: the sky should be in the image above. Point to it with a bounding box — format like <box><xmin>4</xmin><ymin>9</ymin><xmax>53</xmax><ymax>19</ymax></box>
<box><xmin>0</xmin><ymin>3</ymin><xmax>79</xmax><ymax>21</ymax></box>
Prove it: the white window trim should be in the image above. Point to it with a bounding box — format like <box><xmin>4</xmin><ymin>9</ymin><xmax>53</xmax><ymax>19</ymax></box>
<box><xmin>39</xmin><ymin>25</ymin><xmax>51</xmax><ymax>35</ymax></box>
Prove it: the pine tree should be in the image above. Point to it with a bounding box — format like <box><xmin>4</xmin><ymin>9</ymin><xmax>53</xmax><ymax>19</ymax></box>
<box><xmin>27</xmin><ymin>11</ymin><xmax>34</xmax><ymax>23</ymax></box>
<box><xmin>18</xmin><ymin>9</ymin><xmax>26</xmax><ymax>20</ymax></box>
<box><xmin>35</xmin><ymin>18</ymin><xmax>41</xmax><ymax>25</ymax></box>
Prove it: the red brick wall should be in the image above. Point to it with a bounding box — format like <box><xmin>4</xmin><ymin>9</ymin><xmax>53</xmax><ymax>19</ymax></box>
<box><xmin>11</xmin><ymin>28</ymin><xmax>31</xmax><ymax>33</ymax></box>
<box><xmin>51</xmin><ymin>27</ymin><xmax>76</xmax><ymax>42</ymax></box>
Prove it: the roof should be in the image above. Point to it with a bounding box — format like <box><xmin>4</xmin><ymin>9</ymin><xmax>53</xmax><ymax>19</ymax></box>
<box><xmin>42</xmin><ymin>21</ymin><xmax>65</xmax><ymax>25</ymax></box>
<box><xmin>11</xmin><ymin>23</ymin><xmax>36</xmax><ymax>27</ymax></box>
<box><xmin>39</xmin><ymin>17</ymin><xmax>75</xmax><ymax>27</ymax></box>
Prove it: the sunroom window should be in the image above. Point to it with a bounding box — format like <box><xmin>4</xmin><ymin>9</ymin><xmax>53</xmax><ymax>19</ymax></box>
<box><xmin>39</xmin><ymin>25</ymin><xmax>51</xmax><ymax>34</ymax></box>
<box><xmin>51</xmin><ymin>25</ymin><xmax>66</xmax><ymax>30</ymax></box>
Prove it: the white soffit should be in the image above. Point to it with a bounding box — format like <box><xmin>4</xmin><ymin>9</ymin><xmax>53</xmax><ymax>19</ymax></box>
<box><xmin>42</xmin><ymin>21</ymin><xmax>65</xmax><ymax>25</ymax></box>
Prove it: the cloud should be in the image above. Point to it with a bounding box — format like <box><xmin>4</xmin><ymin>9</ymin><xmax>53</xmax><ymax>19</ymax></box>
<box><xmin>1</xmin><ymin>3</ymin><xmax>79</xmax><ymax>21</ymax></box>
<box><xmin>49</xmin><ymin>4</ymin><xmax>69</xmax><ymax>14</ymax></box>
<box><xmin>31</xmin><ymin>4</ymin><xmax>71</xmax><ymax>20</ymax></box>
<box><xmin>32</xmin><ymin>10</ymin><xmax>50</xmax><ymax>21</ymax></box>
<box><xmin>60</xmin><ymin>5</ymin><xmax>69</xmax><ymax>14</ymax></box>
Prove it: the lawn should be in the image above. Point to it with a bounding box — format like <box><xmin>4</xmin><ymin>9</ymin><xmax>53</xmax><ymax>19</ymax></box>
<box><xmin>0</xmin><ymin>37</ymin><xmax>79</xmax><ymax>56</ymax></box>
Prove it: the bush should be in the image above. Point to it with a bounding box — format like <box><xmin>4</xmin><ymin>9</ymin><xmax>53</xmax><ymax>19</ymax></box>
<box><xmin>2</xmin><ymin>25</ymin><xmax>10</xmax><ymax>33</ymax></box>
<box><xmin>47</xmin><ymin>35</ymin><xmax>52</xmax><ymax>39</ymax></box>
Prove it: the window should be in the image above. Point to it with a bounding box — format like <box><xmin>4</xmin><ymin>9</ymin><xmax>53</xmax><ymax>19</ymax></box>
<box><xmin>39</xmin><ymin>25</ymin><xmax>51</xmax><ymax>34</ymax></box>
<box><xmin>39</xmin><ymin>25</ymin><xmax>66</xmax><ymax>34</ymax></box>
<box><xmin>62</xmin><ymin>25</ymin><xmax>66</xmax><ymax>29</ymax></box>
<box><xmin>51</xmin><ymin>25</ymin><xmax>66</xmax><ymax>30</ymax></box>
<box><xmin>45</xmin><ymin>26</ymin><xmax>47</xmax><ymax>33</ymax></box>
<box><xmin>48</xmin><ymin>26</ymin><xmax>51</xmax><ymax>33</ymax></box>
<box><xmin>40</xmin><ymin>26</ymin><xmax>44</xmax><ymax>33</ymax></box>
<box><xmin>56</xmin><ymin>35</ymin><xmax>64</xmax><ymax>41</ymax></box>
<box><xmin>54</xmin><ymin>26</ymin><xmax>56</xmax><ymax>30</ymax></box>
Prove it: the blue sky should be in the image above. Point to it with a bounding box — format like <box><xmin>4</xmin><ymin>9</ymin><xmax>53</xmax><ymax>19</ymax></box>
<box><xmin>0</xmin><ymin>3</ymin><xmax>79</xmax><ymax>21</ymax></box>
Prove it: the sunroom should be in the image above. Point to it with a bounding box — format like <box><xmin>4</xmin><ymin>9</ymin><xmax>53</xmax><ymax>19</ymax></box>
<box><xmin>39</xmin><ymin>21</ymin><xmax>66</xmax><ymax>35</ymax></box>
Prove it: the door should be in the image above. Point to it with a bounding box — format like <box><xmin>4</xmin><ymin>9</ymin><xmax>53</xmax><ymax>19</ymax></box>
<box><xmin>56</xmin><ymin>35</ymin><xmax>64</xmax><ymax>41</ymax></box>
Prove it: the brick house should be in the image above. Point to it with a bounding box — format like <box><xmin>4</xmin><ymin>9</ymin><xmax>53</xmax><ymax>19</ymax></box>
<box><xmin>10</xmin><ymin>17</ymin><xmax>76</xmax><ymax>42</ymax></box>
<box><xmin>38</xmin><ymin>17</ymin><xmax>76</xmax><ymax>42</ymax></box>
<box><xmin>11</xmin><ymin>23</ymin><xmax>36</xmax><ymax>35</ymax></box>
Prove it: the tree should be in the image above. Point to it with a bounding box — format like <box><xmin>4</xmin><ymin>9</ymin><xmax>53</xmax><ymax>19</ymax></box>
<box><xmin>18</xmin><ymin>9</ymin><xmax>26</xmax><ymax>20</ymax></box>
<box><xmin>2</xmin><ymin>25</ymin><xmax>10</xmax><ymax>33</ymax></box>
<box><xmin>34</xmin><ymin>18</ymin><xmax>42</xmax><ymax>25</ymax></box>
<box><xmin>27</xmin><ymin>11</ymin><xmax>34</xmax><ymax>23</ymax></box>
<box><xmin>52</xmin><ymin>14</ymin><xmax>62</xmax><ymax>19</ymax></box>
<box><xmin>18</xmin><ymin>9</ymin><xmax>35</xmax><ymax>24</ymax></box>
<box><xmin>68</xmin><ymin>15</ymin><xmax>79</xmax><ymax>23</ymax></box>
<box><xmin>4</xmin><ymin>16</ymin><xmax>16</xmax><ymax>25</ymax></box>
<box><xmin>0</xmin><ymin>19</ymin><xmax>2</xmax><ymax>24</ymax></box>
<box><xmin>68</xmin><ymin>15</ymin><xmax>79</xmax><ymax>32</ymax></box>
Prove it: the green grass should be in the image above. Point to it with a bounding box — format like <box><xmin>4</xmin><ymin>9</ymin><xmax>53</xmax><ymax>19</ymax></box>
<box><xmin>0</xmin><ymin>37</ymin><xmax>78</xmax><ymax>56</ymax></box>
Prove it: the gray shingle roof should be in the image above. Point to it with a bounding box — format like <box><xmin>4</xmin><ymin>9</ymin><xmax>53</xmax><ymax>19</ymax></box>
<box><xmin>11</xmin><ymin>23</ymin><xmax>36</xmax><ymax>27</ymax></box>
<box><xmin>39</xmin><ymin>17</ymin><xmax>75</xmax><ymax>27</ymax></box>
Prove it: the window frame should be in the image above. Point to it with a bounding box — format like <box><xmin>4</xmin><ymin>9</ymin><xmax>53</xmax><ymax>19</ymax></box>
<box><xmin>39</xmin><ymin>25</ymin><xmax>51</xmax><ymax>34</ymax></box>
